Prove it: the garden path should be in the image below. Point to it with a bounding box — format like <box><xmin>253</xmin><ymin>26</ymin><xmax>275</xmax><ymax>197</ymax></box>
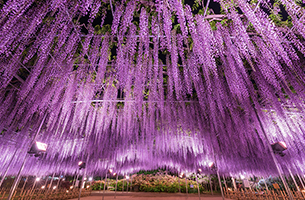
<box><xmin>69</xmin><ymin>191</ymin><xmax>232</xmax><ymax>200</ymax></box>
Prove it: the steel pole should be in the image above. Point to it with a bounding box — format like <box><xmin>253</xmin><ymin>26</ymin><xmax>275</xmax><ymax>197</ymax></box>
<box><xmin>195</xmin><ymin>174</ymin><xmax>201</xmax><ymax>200</ymax></box>
<box><xmin>217</xmin><ymin>169</ymin><xmax>225</xmax><ymax>200</ymax></box>
<box><xmin>7</xmin><ymin>154</ymin><xmax>28</xmax><ymax>200</ymax></box>
<box><xmin>185</xmin><ymin>177</ymin><xmax>188</xmax><ymax>199</ymax></box>
<box><xmin>254</xmin><ymin>108</ymin><xmax>294</xmax><ymax>200</ymax></box>
<box><xmin>114</xmin><ymin>173</ymin><xmax>118</xmax><ymax>199</ymax></box>
<box><xmin>0</xmin><ymin>149</ymin><xmax>18</xmax><ymax>188</ymax></box>
<box><xmin>20</xmin><ymin>176</ymin><xmax>28</xmax><ymax>200</ymax></box>
<box><xmin>288</xmin><ymin>168</ymin><xmax>300</xmax><ymax>191</ymax></box>
<box><xmin>209</xmin><ymin>175</ymin><xmax>213</xmax><ymax>195</ymax></box>
<box><xmin>102</xmin><ymin>173</ymin><xmax>107</xmax><ymax>200</ymax></box>
<box><xmin>7</xmin><ymin>113</ymin><xmax>47</xmax><ymax>200</ymax></box>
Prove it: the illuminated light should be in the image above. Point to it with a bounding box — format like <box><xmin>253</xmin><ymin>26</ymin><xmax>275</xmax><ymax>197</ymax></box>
<box><xmin>78</xmin><ymin>161</ymin><xmax>86</xmax><ymax>169</ymax></box>
<box><xmin>84</xmin><ymin>178</ymin><xmax>87</xmax><ymax>180</ymax></box>
<box><xmin>36</xmin><ymin>178</ymin><xmax>40</xmax><ymax>181</ymax></box>
<box><xmin>70</xmin><ymin>186</ymin><xmax>73</xmax><ymax>189</ymax></box>
<box><xmin>41</xmin><ymin>186</ymin><xmax>45</xmax><ymax>189</ymax></box>
<box><xmin>66</xmin><ymin>190</ymin><xmax>69</xmax><ymax>193</ymax></box>
<box><xmin>86</xmin><ymin>185</ymin><xmax>90</xmax><ymax>188</ymax></box>
<box><xmin>209</xmin><ymin>162</ymin><xmax>214</xmax><ymax>168</ymax></box>
<box><xmin>109</xmin><ymin>169</ymin><xmax>113</xmax><ymax>173</ymax></box>
<box><xmin>36</xmin><ymin>142</ymin><xmax>47</xmax><ymax>151</ymax></box>
<box><xmin>228</xmin><ymin>188</ymin><xmax>232</xmax><ymax>191</ymax></box>
<box><xmin>271</xmin><ymin>142</ymin><xmax>288</xmax><ymax>157</ymax></box>
<box><xmin>279</xmin><ymin>141</ymin><xmax>287</xmax><ymax>149</ymax></box>
<box><xmin>198</xmin><ymin>168</ymin><xmax>202</xmax><ymax>172</ymax></box>
<box><xmin>53</xmin><ymin>186</ymin><xmax>56</xmax><ymax>190</ymax></box>
<box><xmin>88</xmin><ymin>177</ymin><xmax>93</xmax><ymax>181</ymax></box>
<box><xmin>240</xmin><ymin>175</ymin><xmax>245</xmax><ymax>179</ymax></box>
<box><xmin>126</xmin><ymin>175</ymin><xmax>130</xmax><ymax>180</ymax></box>
<box><xmin>62</xmin><ymin>178</ymin><xmax>65</xmax><ymax>181</ymax></box>
<box><xmin>113</xmin><ymin>173</ymin><xmax>117</xmax><ymax>176</ymax></box>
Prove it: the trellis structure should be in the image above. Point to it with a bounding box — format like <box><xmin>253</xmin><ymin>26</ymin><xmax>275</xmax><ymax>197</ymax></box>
<box><xmin>0</xmin><ymin>0</ymin><xmax>305</xmax><ymax>197</ymax></box>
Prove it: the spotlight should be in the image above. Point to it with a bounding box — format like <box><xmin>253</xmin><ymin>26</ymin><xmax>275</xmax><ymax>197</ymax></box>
<box><xmin>125</xmin><ymin>175</ymin><xmax>130</xmax><ymax>180</ymax></box>
<box><xmin>271</xmin><ymin>142</ymin><xmax>287</xmax><ymax>157</ymax></box>
<box><xmin>70</xmin><ymin>186</ymin><xmax>73</xmax><ymax>189</ymax></box>
<box><xmin>88</xmin><ymin>177</ymin><xmax>93</xmax><ymax>181</ymax></box>
<box><xmin>228</xmin><ymin>188</ymin><xmax>232</xmax><ymax>191</ymax></box>
<box><xmin>109</xmin><ymin>169</ymin><xmax>113</xmax><ymax>173</ymax></box>
<box><xmin>240</xmin><ymin>175</ymin><xmax>245</xmax><ymax>179</ymax></box>
<box><xmin>208</xmin><ymin>162</ymin><xmax>214</xmax><ymax>168</ymax></box>
<box><xmin>53</xmin><ymin>186</ymin><xmax>56</xmax><ymax>190</ymax></box>
<box><xmin>113</xmin><ymin>173</ymin><xmax>117</xmax><ymax>176</ymax></box>
<box><xmin>41</xmin><ymin>186</ymin><xmax>45</xmax><ymax>189</ymax></box>
<box><xmin>179</xmin><ymin>173</ymin><xmax>185</xmax><ymax>178</ymax></box>
<box><xmin>84</xmin><ymin>177</ymin><xmax>87</xmax><ymax>181</ymax></box>
<box><xmin>66</xmin><ymin>190</ymin><xmax>69</xmax><ymax>193</ymax></box>
<box><xmin>86</xmin><ymin>185</ymin><xmax>90</xmax><ymax>188</ymax></box>
<box><xmin>36</xmin><ymin>178</ymin><xmax>40</xmax><ymax>182</ymax></box>
<box><xmin>28</xmin><ymin>142</ymin><xmax>47</xmax><ymax>157</ymax></box>
<box><xmin>78</xmin><ymin>161</ymin><xmax>86</xmax><ymax>170</ymax></box>
<box><xmin>197</xmin><ymin>168</ymin><xmax>202</xmax><ymax>174</ymax></box>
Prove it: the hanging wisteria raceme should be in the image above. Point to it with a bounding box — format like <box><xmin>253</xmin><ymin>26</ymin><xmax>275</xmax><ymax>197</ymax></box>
<box><xmin>0</xmin><ymin>0</ymin><xmax>305</xmax><ymax>178</ymax></box>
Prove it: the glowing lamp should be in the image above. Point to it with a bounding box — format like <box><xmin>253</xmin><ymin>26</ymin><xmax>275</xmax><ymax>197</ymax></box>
<box><xmin>179</xmin><ymin>173</ymin><xmax>185</xmax><ymax>178</ymax></box>
<box><xmin>88</xmin><ymin>177</ymin><xmax>93</xmax><ymax>181</ymax></box>
<box><xmin>86</xmin><ymin>185</ymin><xmax>90</xmax><ymax>188</ymax></box>
<box><xmin>66</xmin><ymin>190</ymin><xmax>69</xmax><ymax>193</ymax></box>
<box><xmin>125</xmin><ymin>175</ymin><xmax>130</xmax><ymax>180</ymax></box>
<box><xmin>113</xmin><ymin>173</ymin><xmax>117</xmax><ymax>176</ymax></box>
<box><xmin>209</xmin><ymin>162</ymin><xmax>214</xmax><ymax>168</ymax></box>
<box><xmin>78</xmin><ymin>161</ymin><xmax>86</xmax><ymax>170</ymax></box>
<box><xmin>109</xmin><ymin>169</ymin><xmax>113</xmax><ymax>173</ymax></box>
<box><xmin>28</xmin><ymin>142</ymin><xmax>47</xmax><ymax>157</ymax></box>
<box><xmin>197</xmin><ymin>168</ymin><xmax>202</xmax><ymax>174</ymax></box>
<box><xmin>41</xmin><ymin>186</ymin><xmax>45</xmax><ymax>189</ymax></box>
<box><xmin>271</xmin><ymin>142</ymin><xmax>287</xmax><ymax>157</ymax></box>
<box><xmin>53</xmin><ymin>186</ymin><xmax>56</xmax><ymax>190</ymax></box>
<box><xmin>70</xmin><ymin>186</ymin><xmax>73</xmax><ymax>189</ymax></box>
<box><xmin>36</xmin><ymin>178</ymin><xmax>40</xmax><ymax>182</ymax></box>
<box><xmin>240</xmin><ymin>175</ymin><xmax>245</xmax><ymax>179</ymax></box>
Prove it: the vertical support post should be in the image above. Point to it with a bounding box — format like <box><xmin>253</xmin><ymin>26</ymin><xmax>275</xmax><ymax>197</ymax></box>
<box><xmin>74</xmin><ymin>174</ymin><xmax>79</xmax><ymax>187</ymax></box>
<box><xmin>223</xmin><ymin>176</ymin><xmax>228</xmax><ymax>190</ymax></box>
<box><xmin>102</xmin><ymin>173</ymin><xmax>107</xmax><ymax>200</ymax></box>
<box><xmin>232</xmin><ymin>177</ymin><xmax>237</xmax><ymax>190</ymax></box>
<box><xmin>0</xmin><ymin>149</ymin><xmax>18</xmax><ymax>188</ymax></box>
<box><xmin>7</xmin><ymin>154</ymin><xmax>29</xmax><ymax>200</ymax></box>
<box><xmin>195</xmin><ymin>174</ymin><xmax>201</xmax><ymax>200</ymax></box>
<box><xmin>122</xmin><ymin>178</ymin><xmax>124</xmax><ymax>193</ymax></box>
<box><xmin>264</xmin><ymin>177</ymin><xmax>269</xmax><ymax>191</ymax></box>
<box><xmin>209</xmin><ymin>175</ymin><xmax>213</xmax><ymax>195</ymax></box>
<box><xmin>20</xmin><ymin>176</ymin><xmax>28</xmax><ymax>200</ymax></box>
<box><xmin>29</xmin><ymin>176</ymin><xmax>38</xmax><ymax>200</ymax></box>
<box><xmin>297</xmin><ymin>174</ymin><xmax>305</xmax><ymax>189</ymax></box>
<box><xmin>7</xmin><ymin>113</ymin><xmax>47</xmax><ymax>200</ymax></box>
<box><xmin>114</xmin><ymin>173</ymin><xmax>118</xmax><ymax>199</ymax></box>
<box><xmin>254</xmin><ymin>108</ymin><xmax>294</xmax><ymax>200</ymax></box>
<box><xmin>56</xmin><ymin>174</ymin><xmax>62</xmax><ymax>189</ymax></box>
<box><xmin>130</xmin><ymin>175</ymin><xmax>132</xmax><ymax>192</ymax></box>
<box><xmin>178</xmin><ymin>178</ymin><xmax>181</xmax><ymax>193</ymax></box>
<box><xmin>288</xmin><ymin>168</ymin><xmax>300</xmax><ymax>191</ymax></box>
<box><xmin>217</xmin><ymin>169</ymin><xmax>225</xmax><ymax>200</ymax></box>
<box><xmin>185</xmin><ymin>177</ymin><xmax>188</xmax><ymax>199</ymax></box>
<box><xmin>126</xmin><ymin>180</ymin><xmax>128</xmax><ymax>193</ymax></box>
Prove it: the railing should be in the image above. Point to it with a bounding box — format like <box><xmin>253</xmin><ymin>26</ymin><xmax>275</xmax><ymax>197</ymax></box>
<box><xmin>223</xmin><ymin>188</ymin><xmax>305</xmax><ymax>200</ymax></box>
<box><xmin>0</xmin><ymin>188</ymin><xmax>91</xmax><ymax>200</ymax></box>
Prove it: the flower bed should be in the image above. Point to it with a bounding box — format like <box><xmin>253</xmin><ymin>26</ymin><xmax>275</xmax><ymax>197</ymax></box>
<box><xmin>92</xmin><ymin>174</ymin><xmax>206</xmax><ymax>193</ymax></box>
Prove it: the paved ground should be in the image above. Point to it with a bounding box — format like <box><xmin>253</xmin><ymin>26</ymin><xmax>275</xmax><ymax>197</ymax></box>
<box><xmin>70</xmin><ymin>191</ymin><xmax>231</xmax><ymax>200</ymax></box>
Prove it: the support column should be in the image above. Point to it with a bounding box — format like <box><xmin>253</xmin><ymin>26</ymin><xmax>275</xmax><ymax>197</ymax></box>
<box><xmin>288</xmin><ymin>168</ymin><xmax>300</xmax><ymax>191</ymax></box>
<box><xmin>114</xmin><ymin>173</ymin><xmax>118</xmax><ymax>199</ymax></box>
<box><xmin>102</xmin><ymin>173</ymin><xmax>107</xmax><ymax>200</ymax></box>
<box><xmin>209</xmin><ymin>175</ymin><xmax>213</xmax><ymax>195</ymax></box>
<box><xmin>217</xmin><ymin>170</ymin><xmax>225</xmax><ymax>200</ymax></box>
<box><xmin>195</xmin><ymin>174</ymin><xmax>201</xmax><ymax>200</ymax></box>
<box><xmin>0</xmin><ymin>149</ymin><xmax>18</xmax><ymax>188</ymax></box>
<box><xmin>254</xmin><ymin>108</ymin><xmax>294</xmax><ymax>200</ymax></box>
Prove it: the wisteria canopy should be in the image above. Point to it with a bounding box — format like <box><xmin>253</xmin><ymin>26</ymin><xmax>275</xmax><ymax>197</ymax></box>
<box><xmin>0</xmin><ymin>0</ymin><xmax>305</xmax><ymax>178</ymax></box>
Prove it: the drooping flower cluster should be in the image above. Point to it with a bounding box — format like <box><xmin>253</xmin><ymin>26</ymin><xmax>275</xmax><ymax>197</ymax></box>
<box><xmin>0</xmin><ymin>0</ymin><xmax>305</xmax><ymax>178</ymax></box>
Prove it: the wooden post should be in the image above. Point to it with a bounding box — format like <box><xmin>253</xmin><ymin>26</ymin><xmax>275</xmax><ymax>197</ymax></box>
<box><xmin>195</xmin><ymin>174</ymin><xmax>201</xmax><ymax>200</ymax></box>
<box><xmin>114</xmin><ymin>173</ymin><xmax>118</xmax><ymax>199</ymax></box>
<box><xmin>209</xmin><ymin>175</ymin><xmax>213</xmax><ymax>195</ymax></box>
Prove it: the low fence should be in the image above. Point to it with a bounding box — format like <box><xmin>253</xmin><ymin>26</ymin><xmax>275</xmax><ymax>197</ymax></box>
<box><xmin>224</xmin><ymin>187</ymin><xmax>305</xmax><ymax>200</ymax></box>
<box><xmin>0</xmin><ymin>188</ymin><xmax>91</xmax><ymax>200</ymax></box>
